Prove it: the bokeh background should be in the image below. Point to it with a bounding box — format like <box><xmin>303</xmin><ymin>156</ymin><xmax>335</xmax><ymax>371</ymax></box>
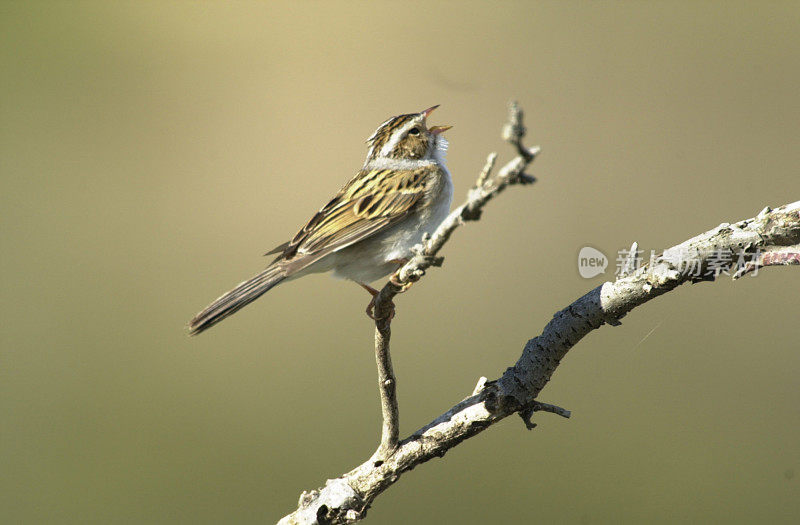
<box><xmin>2</xmin><ymin>1</ymin><xmax>799</xmax><ymax>523</ymax></box>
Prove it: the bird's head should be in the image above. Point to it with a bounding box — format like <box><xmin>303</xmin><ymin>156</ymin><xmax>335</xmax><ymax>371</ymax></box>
<box><xmin>365</xmin><ymin>105</ymin><xmax>451</xmax><ymax>164</ymax></box>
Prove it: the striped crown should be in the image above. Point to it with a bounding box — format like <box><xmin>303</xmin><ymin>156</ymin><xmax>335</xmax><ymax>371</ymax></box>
<box><xmin>364</xmin><ymin>106</ymin><xmax>450</xmax><ymax>163</ymax></box>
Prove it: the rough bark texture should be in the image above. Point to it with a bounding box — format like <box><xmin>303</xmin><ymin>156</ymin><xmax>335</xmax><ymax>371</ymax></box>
<box><xmin>278</xmin><ymin>103</ymin><xmax>800</xmax><ymax>525</ymax></box>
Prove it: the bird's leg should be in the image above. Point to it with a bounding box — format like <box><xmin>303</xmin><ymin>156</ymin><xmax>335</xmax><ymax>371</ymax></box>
<box><xmin>387</xmin><ymin>258</ymin><xmax>414</xmax><ymax>292</ymax></box>
<box><xmin>359</xmin><ymin>282</ymin><xmax>380</xmax><ymax>297</ymax></box>
<box><xmin>359</xmin><ymin>282</ymin><xmax>395</xmax><ymax>321</ymax></box>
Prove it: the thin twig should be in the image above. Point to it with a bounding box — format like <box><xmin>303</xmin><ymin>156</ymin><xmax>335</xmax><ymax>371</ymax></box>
<box><xmin>369</xmin><ymin>317</ymin><xmax>398</xmax><ymax>461</ymax></box>
<box><xmin>475</xmin><ymin>152</ymin><xmax>497</xmax><ymax>189</ymax></box>
<box><xmin>503</xmin><ymin>101</ymin><xmax>535</xmax><ymax>162</ymax></box>
<box><xmin>519</xmin><ymin>400</ymin><xmax>572</xmax><ymax>430</ymax></box>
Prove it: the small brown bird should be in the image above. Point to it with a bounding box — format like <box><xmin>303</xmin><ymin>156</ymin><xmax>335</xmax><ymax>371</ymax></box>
<box><xmin>188</xmin><ymin>106</ymin><xmax>452</xmax><ymax>335</ymax></box>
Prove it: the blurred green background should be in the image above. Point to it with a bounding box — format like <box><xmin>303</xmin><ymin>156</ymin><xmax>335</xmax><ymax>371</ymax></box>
<box><xmin>2</xmin><ymin>1</ymin><xmax>799</xmax><ymax>523</ymax></box>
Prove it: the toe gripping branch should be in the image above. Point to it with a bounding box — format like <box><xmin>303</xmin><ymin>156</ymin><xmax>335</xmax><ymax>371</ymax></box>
<box><xmin>391</xmin><ymin>248</ymin><xmax>445</xmax><ymax>291</ymax></box>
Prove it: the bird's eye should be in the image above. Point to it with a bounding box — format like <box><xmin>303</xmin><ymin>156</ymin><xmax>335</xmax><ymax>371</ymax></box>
<box><xmin>408</xmin><ymin>128</ymin><xmax>420</xmax><ymax>135</ymax></box>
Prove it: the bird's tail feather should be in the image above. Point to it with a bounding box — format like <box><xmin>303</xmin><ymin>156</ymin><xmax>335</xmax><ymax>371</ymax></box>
<box><xmin>188</xmin><ymin>264</ymin><xmax>286</xmax><ymax>335</ymax></box>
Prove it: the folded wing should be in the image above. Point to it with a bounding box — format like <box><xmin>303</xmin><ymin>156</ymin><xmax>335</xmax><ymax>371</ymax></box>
<box><xmin>277</xmin><ymin>168</ymin><xmax>427</xmax><ymax>275</ymax></box>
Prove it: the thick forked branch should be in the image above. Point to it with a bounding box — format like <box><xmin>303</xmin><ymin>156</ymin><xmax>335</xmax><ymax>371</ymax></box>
<box><xmin>278</xmin><ymin>104</ymin><xmax>800</xmax><ymax>524</ymax></box>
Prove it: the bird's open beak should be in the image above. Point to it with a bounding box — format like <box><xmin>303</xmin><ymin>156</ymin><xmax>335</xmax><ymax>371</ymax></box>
<box><xmin>420</xmin><ymin>105</ymin><xmax>451</xmax><ymax>135</ymax></box>
<box><xmin>428</xmin><ymin>125</ymin><xmax>452</xmax><ymax>135</ymax></box>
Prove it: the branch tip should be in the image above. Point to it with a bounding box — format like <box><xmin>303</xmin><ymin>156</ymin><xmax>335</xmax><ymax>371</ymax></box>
<box><xmin>619</xmin><ymin>241</ymin><xmax>640</xmax><ymax>278</ymax></box>
<box><xmin>472</xmin><ymin>376</ymin><xmax>488</xmax><ymax>396</ymax></box>
<box><xmin>519</xmin><ymin>400</ymin><xmax>572</xmax><ymax>430</ymax></box>
<box><xmin>475</xmin><ymin>152</ymin><xmax>498</xmax><ymax>189</ymax></box>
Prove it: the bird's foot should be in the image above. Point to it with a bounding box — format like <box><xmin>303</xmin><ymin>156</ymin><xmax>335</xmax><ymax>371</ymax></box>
<box><xmin>387</xmin><ymin>259</ymin><xmax>414</xmax><ymax>292</ymax></box>
<box><xmin>389</xmin><ymin>273</ymin><xmax>414</xmax><ymax>292</ymax></box>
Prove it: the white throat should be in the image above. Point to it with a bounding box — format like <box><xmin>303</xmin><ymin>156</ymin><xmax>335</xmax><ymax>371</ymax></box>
<box><xmin>432</xmin><ymin>135</ymin><xmax>449</xmax><ymax>165</ymax></box>
<box><xmin>364</xmin><ymin>157</ymin><xmax>436</xmax><ymax>170</ymax></box>
<box><xmin>364</xmin><ymin>136</ymin><xmax>449</xmax><ymax>171</ymax></box>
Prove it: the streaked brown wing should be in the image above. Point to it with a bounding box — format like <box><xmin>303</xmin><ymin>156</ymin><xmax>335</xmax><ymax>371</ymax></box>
<box><xmin>276</xmin><ymin>168</ymin><xmax>427</xmax><ymax>275</ymax></box>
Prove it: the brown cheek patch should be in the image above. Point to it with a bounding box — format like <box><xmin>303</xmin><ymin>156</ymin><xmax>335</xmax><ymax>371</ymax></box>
<box><xmin>395</xmin><ymin>135</ymin><xmax>427</xmax><ymax>158</ymax></box>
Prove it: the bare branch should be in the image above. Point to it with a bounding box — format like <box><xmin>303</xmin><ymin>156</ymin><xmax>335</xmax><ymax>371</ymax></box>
<box><xmin>731</xmin><ymin>208</ymin><xmax>800</xmax><ymax>277</ymax></box>
<box><xmin>518</xmin><ymin>400</ymin><xmax>572</xmax><ymax>430</ymax></box>
<box><xmin>475</xmin><ymin>152</ymin><xmax>497</xmax><ymax>189</ymax></box>
<box><xmin>278</xmin><ymin>102</ymin><xmax>800</xmax><ymax>524</ymax></box>
<box><xmin>369</xmin><ymin>318</ymin><xmax>398</xmax><ymax>462</ymax></box>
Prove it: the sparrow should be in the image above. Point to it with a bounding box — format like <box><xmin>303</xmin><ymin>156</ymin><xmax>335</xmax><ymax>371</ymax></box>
<box><xmin>188</xmin><ymin>105</ymin><xmax>453</xmax><ymax>335</ymax></box>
